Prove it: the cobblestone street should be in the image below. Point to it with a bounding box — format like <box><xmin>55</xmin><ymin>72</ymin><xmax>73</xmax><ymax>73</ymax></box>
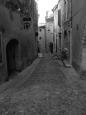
<box><xmin>0</xmin><ymin>55</ymin><xmax>86</xmax><ymax>115</ymax></box>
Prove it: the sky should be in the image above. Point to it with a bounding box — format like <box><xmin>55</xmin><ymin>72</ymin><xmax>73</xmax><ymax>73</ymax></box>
<box><xmin>36</xmin><ymin>0</ymin><xmax>58</xmax><ymax>24</ymax></box>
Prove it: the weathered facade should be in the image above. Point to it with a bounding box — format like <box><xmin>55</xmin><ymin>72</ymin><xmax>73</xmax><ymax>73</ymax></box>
<box><xmin>63</xmin><ymin>0</ymin><xmax>72</xmax><ymax>64</ymax></box>
<box><xmin>45</xmin><ymin>13</ymin><xmax>54</xmax><ymax>53</ymax></box>
<box><xmin>53</xmin><ymin>0</ymin><xmax>65</xmax><ymax>55</ymax></box>
<box><xmin>53</xmin><ymin>0</ymin><xmax>86</xmax><ymax>72</ymax></box>
<box><xmin>72</xmin><ymin>0</ymin><xmax>86</xmax><ymax>72</ymax></box>
<box><xmin>0</xmin><ymin>0</ymin><xmax>38</xmax><ymax>81</ymax></box>
<box><xmin>38</xmin><ymin>25</ymin><xmax>46</xmax><ymax>54</ymax></box>
<box><xmin>53</xmin><ymin>0</ymin><xmax>72</xmax><ymax>63</ymax></box>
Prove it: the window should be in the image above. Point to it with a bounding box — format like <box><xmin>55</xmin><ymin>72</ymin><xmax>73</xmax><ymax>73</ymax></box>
<box><xmin>64</xmin><ymin>30</ymin><xmax>67</xmax><ymax>37</ymax></box>
<box><xmin>58</xmin><ymin>9</ymin><xmax>61</xmax><ymax>27</ymax></box>
<box><xmin>5</xmin><ymin>1</ymin><xmax>19</xmax><ymax>11</ymax></box>
<box><xmin>48</xmin><ymin>29</ymin><xmax>50</xmax><ymax>32</ymax></box>
<box><xmin>40</xmin><ymin>29</ymin><xmax>42</xmax><ymax>32</ymax></box>
<box><xmin>35</xmin><ymin>32</ymin><xmax>38</xmax><ymax>37</ymax></box>
<box><xmin>23</xmin><ymin>17</ymin><xmax>31</xmax><ymax>22</ymax></box>
<box><xmin>24</xmin><ymin>23</ymin><xmax>30</xmax><ymax>30</ymax></box>
<box><xmin>39</xmin><ymin>37</ymin><xmax>42</xmax><ymax>40</ymax></box>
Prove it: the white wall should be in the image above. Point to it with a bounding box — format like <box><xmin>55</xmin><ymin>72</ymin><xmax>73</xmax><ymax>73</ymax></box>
<box><xmin>38</xmin><ymin>27</ymin><xmax>46</xmax><ymax>53</ymax></box>
<box><xmin>46</xmin><ymin>22</ymin><xmax>54</xmax><ymax>52</ymax></box>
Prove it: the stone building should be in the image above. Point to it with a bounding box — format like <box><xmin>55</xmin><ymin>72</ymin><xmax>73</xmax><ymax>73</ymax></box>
<box><xmin>53</xmin><ymin>0</ymin><xmax>72</xmax><ymax>64</ymax></box>
<box><xmin>53</xmin><ymin>0</ymin><xmax>65</xmax><ymax>55</ymax></box>
<box><xmin>0</xmin><ymin>0</ymin><xmax>38</xmax><ymax>81</ymax></box>
<box><xmin>72</xmin><ymin>0</ymin><xmax>86</xmax><ymax>72</ymax></box>
<box><xmin>38</xmin><ymin>25</ymin><xmax>46</xmax><ymax>54</ymax></box>
<box><xmin>63</xmin><ymin>0</ymin><xmax>72</xmax><ymax>64</ymax></box>
<box><xmin>53</xmin><ymin>0</ymin><xmax>86</xmax><ymax>72</ymax></box>
<box><xmin>45</xmin><ymin>12</ymin><xmax>54</xmax><ymax>53</ymax></box>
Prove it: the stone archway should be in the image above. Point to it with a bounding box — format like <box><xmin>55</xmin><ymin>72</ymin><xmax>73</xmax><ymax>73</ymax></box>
<box><xmin>6</xmin><ymin>39</ymin><xmax>19</xmax><ymax>78</ymax></box>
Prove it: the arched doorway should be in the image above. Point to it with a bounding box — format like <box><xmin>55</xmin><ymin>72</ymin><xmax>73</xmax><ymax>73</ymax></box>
<box><xmin>6</xmin><ymin>39</ymin><xmax>19</xmax><ymax>78</ymax></box>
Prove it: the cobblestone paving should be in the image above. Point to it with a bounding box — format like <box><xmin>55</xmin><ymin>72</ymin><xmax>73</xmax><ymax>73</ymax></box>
<box><xmin>0</xmin><ymin>56</ymin><xmax>86</xmax><ymax>115</ymax></box>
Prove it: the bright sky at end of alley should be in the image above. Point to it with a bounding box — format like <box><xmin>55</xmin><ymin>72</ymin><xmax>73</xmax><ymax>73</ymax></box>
<box><xmin>36</xmin><ymin>0</ymin><xmax>59</xmax><ymax>24</ymax></box>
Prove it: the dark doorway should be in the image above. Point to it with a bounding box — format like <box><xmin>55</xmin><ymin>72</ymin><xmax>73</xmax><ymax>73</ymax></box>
<box><xmin>6</xmin><ymin>39</ymin><xmax>19</xmax><ymax>78</ymax></box>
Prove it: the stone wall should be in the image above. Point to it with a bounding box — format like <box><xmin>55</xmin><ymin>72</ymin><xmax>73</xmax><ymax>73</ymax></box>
<box><xmin>72</xmin><ymin>0</ymin><xmax>85</xmax><ymax>71</ymax></box>
<box><xmin>46</xmin><ymin>20</ymin><xmax>54</xmax><ymax>52</ymax></box>
<box><xmin>53</xmin><ymin>0</ymin><xmax>65</xmax><ymax>54</ymax></box>
<box><xmin>38</xmin><ymin>26</ymin><xmax>46</xmax><ymax>54</ymax></box>
<box><xmin>0</xmin><ymin>0</ymin><xmax>38</xmax><ymax>81</ymax></box>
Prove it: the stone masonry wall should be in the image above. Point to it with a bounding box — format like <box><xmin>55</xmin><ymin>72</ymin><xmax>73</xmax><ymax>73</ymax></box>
<box><xmin>0</xmin><ymin>0</ymin><xmax>38</xmax><ymax>82</ymax></box>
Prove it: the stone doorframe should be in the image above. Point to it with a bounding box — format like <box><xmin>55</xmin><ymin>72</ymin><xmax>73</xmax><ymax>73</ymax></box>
<box><xmin>6</xmin><ymin>39</ymin><xmax>21</xmax><ymax>78</ymax></box>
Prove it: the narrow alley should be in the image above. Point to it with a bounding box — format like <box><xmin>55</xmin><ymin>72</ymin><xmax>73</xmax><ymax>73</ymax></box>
<box><xmin>0</xmin><ymin>0</ymin><xmax>86</xmax><ymax>115</ymax></box>
<box><xmin>0</xmin><ymin>55</ymin><xmax>86</xmax><ymax>114</ymax></box>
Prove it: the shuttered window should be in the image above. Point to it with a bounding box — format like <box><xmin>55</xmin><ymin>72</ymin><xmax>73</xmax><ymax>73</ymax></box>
<box><xmin>58</xmin><ymin>9</ymin><xmax>61</xmax><ymax>27</ymax></box>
